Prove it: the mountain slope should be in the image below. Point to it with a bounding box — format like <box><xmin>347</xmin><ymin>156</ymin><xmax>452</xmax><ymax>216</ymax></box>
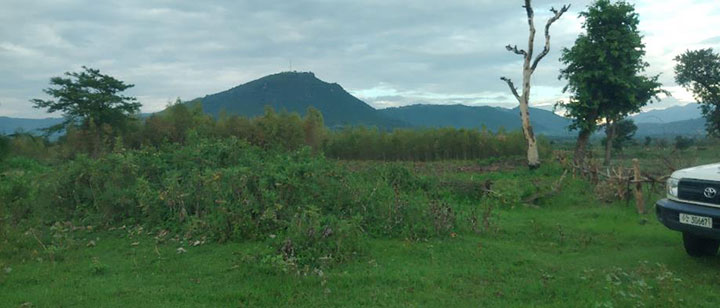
<box><xmin>635</xmin><ymin>117</ymin><xmax>707</xmax><ymax>136</ymax></box>
<box><xmin>0</xmin><ymin>116</ymin><xmax>63</xmax><ymax>134</ymax></box>
<box><xmin>195</xmin><ymin>72</ymin><xmax>405</xmax><ymax>129</ymax></box>
<box><xmin>379</xmin><ymin>104</ymin><xmax>572</xmax><ymax>136</ymax></box>
<box><xmin>632</xmin><ymin>103</ymin><xmax>701</xmax><ymax>123</ymax></box>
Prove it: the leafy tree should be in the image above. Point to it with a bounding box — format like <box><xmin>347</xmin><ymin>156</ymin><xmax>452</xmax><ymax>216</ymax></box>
<box><xmin>674</xmin><ymin>48</ymin><xmax>720</xmax><ymax>136</ymax></box>
<box><xmin>31</xmin><ymin>66</ymin><xmax>141</xmax><ymax>135</ymax></box>
<box><xmin>558</xmin><ymin>0</ymin><xmax>665</xmax><ymax>166</ymax></box>
<box><xmin>674</xmin><ymin>135</ymin><xmax>695</xmax><ymax>150</ymax></box>
<box><xmin>501</xmin><ymin>0</ymin><xmax>569</xmax><ymax>169</ymax></box>
<box><xmin>643</xmin><ymin>136</ymin><xmax>652</xmax><ymax>147</ymax></box>
<box><xmin>6</xmin><ymin>133</ymin><xmax>49</xmax><ymax>160</ymax></box>
<box><xmin>601</xmin><ymin>119</ymin><xmax>637</xmax><ymax>151</ymax></box>
<box><xmin>303</xmin><ymin>107</ymin><xmax>327</xmax><ymax>153</ymax></box>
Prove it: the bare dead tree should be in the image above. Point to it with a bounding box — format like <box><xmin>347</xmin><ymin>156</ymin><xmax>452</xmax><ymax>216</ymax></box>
<box><xmin>501</xmin><ymin>1</ymin><xmax>569</xmax><ymax>169</ymax></box>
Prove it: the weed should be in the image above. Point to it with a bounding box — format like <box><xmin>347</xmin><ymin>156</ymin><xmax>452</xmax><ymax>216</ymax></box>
<box><xmin>89</xmin><ymin>257</ymin><xmax>108</xmax><ymax>275</ymax></box>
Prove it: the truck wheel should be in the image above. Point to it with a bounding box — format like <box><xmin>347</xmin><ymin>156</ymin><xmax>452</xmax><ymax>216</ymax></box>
<box><xmin>683</xmin><ymin>232</ymin><xmax>720</xmax><ymax>257</ymax></box>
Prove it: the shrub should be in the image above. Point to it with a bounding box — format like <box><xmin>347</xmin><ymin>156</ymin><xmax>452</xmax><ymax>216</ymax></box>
<box><xmin>674</xmin><ymin>136</ymin><xmax>695</xmax><ymax>150</ymax></box>
<box><xmin>3</xmin><ymin>137</ymin><xmax>465</xmax><ymax>268</ymax></box>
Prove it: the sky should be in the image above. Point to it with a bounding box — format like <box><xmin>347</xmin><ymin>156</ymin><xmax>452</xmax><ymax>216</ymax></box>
<box><xmin>1</xmin><ymin>0</ymin><xmax>719</xmax><ymax>119</ymax></box>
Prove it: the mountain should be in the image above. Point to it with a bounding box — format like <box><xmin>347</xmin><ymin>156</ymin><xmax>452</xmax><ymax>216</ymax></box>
<box><xmin>194</xmin><ymin>71</ymin><xmax>406</xmax><ymax>129</ymax></box>
<box><xmin>0</xmin><ymin>72</ymin><xmax>708</xmax><ymax>138</ymax></box>
<box><xmin>378</xmin><ymin>104</ymin><xmax>572</xmax><ymax>136</ymax></box>
<box><xmin>635</xmin><ymin>117</ymin><xmax>707</xmax><ymax>137</ymax></box>
<box><xmin>632</xmin><ymin>103</ymin><xmax>702</xmax><ymax>123</ymax></box>
<box><xmin>0</xmin><ymin>116</ymin><xmax>63</xmax><ymax>135</ymax></box>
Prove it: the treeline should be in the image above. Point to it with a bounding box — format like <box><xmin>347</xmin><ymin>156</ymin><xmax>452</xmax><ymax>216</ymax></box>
<box><xmin>324</xmin><ymin>127</ymin><xmax>535</xmax><ymax>161</ymax></box>
<box><xmin>2</xmin><ymin>102</ymin><xmax>538</xmax><ymax>162</ymax></box>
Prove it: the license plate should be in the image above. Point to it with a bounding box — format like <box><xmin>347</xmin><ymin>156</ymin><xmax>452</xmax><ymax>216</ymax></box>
<box><xmin>679</xmin><ymin>213</ymin><xmax>713</xmax><ymax>228</ymax></box>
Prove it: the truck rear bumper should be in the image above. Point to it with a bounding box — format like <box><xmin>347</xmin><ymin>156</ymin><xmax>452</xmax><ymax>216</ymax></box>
<box><xmin>656</xmin><ymin>198</ymin><xmax>720</xmax><ymax>239</ymax></box>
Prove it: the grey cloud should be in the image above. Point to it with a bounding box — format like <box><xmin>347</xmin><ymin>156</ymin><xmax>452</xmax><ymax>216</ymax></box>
<box><xmin>0</xmin><ymin>0</ymin><xmax>690</xmax><ymax>118</ymax></box>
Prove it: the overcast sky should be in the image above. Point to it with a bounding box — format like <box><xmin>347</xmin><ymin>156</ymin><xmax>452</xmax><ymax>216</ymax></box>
<box><xmin>1</xmin><ymin>0</ymin><xmax>718</xmax><ymax>118</ymax></box>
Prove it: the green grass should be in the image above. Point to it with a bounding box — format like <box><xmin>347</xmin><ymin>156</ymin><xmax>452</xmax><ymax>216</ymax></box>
<box><xmin>2</xmin><ymin>176</ymin><xmax>719</xmax><ymax>307</ymax></box>
<box><xmin>3</xmin><ymin>142</ymin><xmax>720</xmax><ymax>307</ymax></box>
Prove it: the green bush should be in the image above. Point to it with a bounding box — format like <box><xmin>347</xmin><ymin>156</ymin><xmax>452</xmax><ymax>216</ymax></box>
<box><xmin>674</xmin><ymin>136</ymin><xmax>695</xmax><ymax>150</ymax></box>
<box><xmin>2</xmin><ymin>137</ymin><xmax>467</xmax><ymax>268</ymax></box>
<box><xmin>0</xmin><ymin>135</ymin><xmax>9</xmax><ymax>163</ymax></box>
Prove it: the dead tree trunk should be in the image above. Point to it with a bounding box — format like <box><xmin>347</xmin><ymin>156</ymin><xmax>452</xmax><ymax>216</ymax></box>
<box><xmin>501</xmin><ymin>1</ymin><xmax>569</xmax><ymax>169</ymax></box>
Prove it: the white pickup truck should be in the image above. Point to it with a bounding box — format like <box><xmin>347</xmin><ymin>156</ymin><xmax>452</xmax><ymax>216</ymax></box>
<box><xmin>657</xmin><ymin>163</ymin><xmax>720</xmax><ymax>257</ymax></box>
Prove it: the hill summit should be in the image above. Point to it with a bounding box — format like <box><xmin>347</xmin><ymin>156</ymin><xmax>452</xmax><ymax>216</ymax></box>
<box><xmin>196</xmin><ymin>71</ymin><xmax>405</xmax><ymax>129</ymax></box>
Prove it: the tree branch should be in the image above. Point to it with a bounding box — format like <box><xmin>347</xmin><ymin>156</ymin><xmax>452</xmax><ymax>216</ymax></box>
<box><xmin>523</xmin><ymin>0</ymin><xmax>534</xmax><ymax>24</ymax></box>
<box><xmin>530</xmin><ymin>4</ymin><xmax>570</xmax><ymax>72</ymax></box>
<box><xmin>505</xmin><ymin>45</ymin><xmax>527</xmax><ymax>57</ymax></box>
<box><xmin>500</xmin><ymin>77</ymin><xmax>522</xmax><ymax>103</ymax></box>
<box><xmin>524</xmin><ymin>0</ymin><xmax>536</xmax><ymax>59</ymax></box>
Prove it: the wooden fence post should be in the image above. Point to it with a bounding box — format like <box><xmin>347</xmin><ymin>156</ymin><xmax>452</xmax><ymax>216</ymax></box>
<box><xmin>633</xmin><ymin>159</ymin><xmax>645</xmax><ymax>214</ymax></box>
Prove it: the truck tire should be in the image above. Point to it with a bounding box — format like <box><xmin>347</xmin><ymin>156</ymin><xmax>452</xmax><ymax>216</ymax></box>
<box><xmin>683</xmin><ymin>232</ymin><xmax>720</xmax><ymax>257</ymax></box>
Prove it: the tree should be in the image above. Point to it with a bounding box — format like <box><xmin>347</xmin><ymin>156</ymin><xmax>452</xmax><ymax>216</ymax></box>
<box><xmin>643</xmin><ymin>136</ymin><xmax>652</xmax><ymax>147</ymax></box>
<box><xmin>601</xmin><ymin>118</ymin><xmax>637</xmax><ymax>151</ymax></box>
<box><xmin>31</xmin><ymin>66</ymin><xmax>141</xmax><ymax>135</ymax></box>
<box><xmin>501</xmin><ymin>0</ymin><xmax>569</xmax><ymax>169</ymax></box>
<box><xmin>558</xmin><ymin>0</ymin><xmax>665</xmax><ymax>166</ymax></box>
<box><xmin>674</xmin><ymin>135</ymin><xmax>695</xmax><ymax>150</ymax></box>
<box><xmin>303</xmin><ymin>107</ymin><xmax>326</xmax><ymax>153</ymax></box>
<box><xmin>674</xmin><ymin>48</ymin><xmax>720</xmax><ymax>136</ymax></box>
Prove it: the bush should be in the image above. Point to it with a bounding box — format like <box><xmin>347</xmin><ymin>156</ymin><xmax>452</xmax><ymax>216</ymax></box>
<box><xmin>0</xmin><ymin>135</ymin><xmax>9</xmax><ymax>163</ymax></box>
<box><xmin>2</xmin><ymin>137</ymin><xmax>465</xmax><ymax>268</ymax></box>
<box><xmin>674</xmin><ymin>136</ymin><xmax>695</xmax><ymax>150</ymax></box>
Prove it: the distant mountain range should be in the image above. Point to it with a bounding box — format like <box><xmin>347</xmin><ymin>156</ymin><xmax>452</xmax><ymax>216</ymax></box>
<box><xmin>378</xmin><ymin>104</ymin><xmax>572</xmax><ymax>136</ymax></box>
<box><xmin>0</xmin><ymin>116</ymin><xmax>62</xmax><ymax>135</ymax></box>
<box><xmin>631</xmin><ymin>103</ymin><xmax>702</xmax><ymax>124</ymax></box>
<box><xmin>635</xmin><ymin>118</ymin><xmax>707</xmax><ymax>137</ymax></box>
<box><xmin>0</xmin><ymin>72</ymin><xmax>709</xmax><ymax>137</ymax></box>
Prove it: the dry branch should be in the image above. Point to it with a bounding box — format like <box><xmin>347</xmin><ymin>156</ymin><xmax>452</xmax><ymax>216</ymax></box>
<box><xmin>505</xmin><ymin>44</ymin><xmax>527</xmax><ymax>56</ymax></box>
<box><xmin>531</xmin><ymin>5</ymin><xmax>570</xmax><ymax>72</ymax></box>
<box><xmin>500</xmin><ymin>77</ymin><xmax>521</xmax><ymax>103</ymax></box>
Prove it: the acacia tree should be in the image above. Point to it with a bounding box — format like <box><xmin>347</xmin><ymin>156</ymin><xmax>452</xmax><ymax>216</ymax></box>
<box><xmin>31</xmin><ymin>66</ymin><xmax>140</xmax><ymax>156</ymax></box>
<box><xmin>558</xmin><ymin>0</ymin><xmax>664</xmax><ymax>166</ymax></box>
<box><xmin>674</xmin><ymin>48</ymin><xmax>720</xmax><ymax>136</ymax></box>
<box><xmin>501</xmin><ymin>0</ymin><xmax>569</xmax><ymax>169</ymax></box>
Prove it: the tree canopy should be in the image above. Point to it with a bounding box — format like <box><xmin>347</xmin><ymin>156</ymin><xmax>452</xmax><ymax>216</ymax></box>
<box><xmin>31</xmin><ymin>66</ymin><xmax>141</xmax><ymax>134</ymax></box>
<box><xmin>558</xmin><ymin>0</ymin><xmax>664</xmax><ymax>164</ymax></box>
<box><xmin>601</xmin><ymin>118</ymin><xmax>637</xmax><ymax>151</ymax></box>
<box><xmin>674</xmin><ymin>48</ymin><xmax>720</xmax><ymax>136</ymax></box>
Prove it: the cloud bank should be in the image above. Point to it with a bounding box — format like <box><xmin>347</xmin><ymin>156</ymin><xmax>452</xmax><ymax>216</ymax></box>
<box><xmin>0</xmin><ymin>0</ymin><xmax>718</xmax><ymax>118</ymax></box>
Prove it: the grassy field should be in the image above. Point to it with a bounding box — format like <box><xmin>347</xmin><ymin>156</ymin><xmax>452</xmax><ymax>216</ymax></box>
<box><xmin>2</xmin><ymin>147</ymin><xmax>720</xmax><ymax>307</ymax></box>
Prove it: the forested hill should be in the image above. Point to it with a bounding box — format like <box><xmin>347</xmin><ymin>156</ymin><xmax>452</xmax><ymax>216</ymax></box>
<box><xmin>193</xmin><ymin>71</ymin><xmax>574</xmax><ymax>135</ymax></box>
<box><xmin>193</xmin><ymin>71</ymin><xmax>406</xmax><ymax>129</ymax></box>
<box><xmin>379</xmin><ymin>104</ymin><xmax>572</xmax><ymax>136</ymax></box>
